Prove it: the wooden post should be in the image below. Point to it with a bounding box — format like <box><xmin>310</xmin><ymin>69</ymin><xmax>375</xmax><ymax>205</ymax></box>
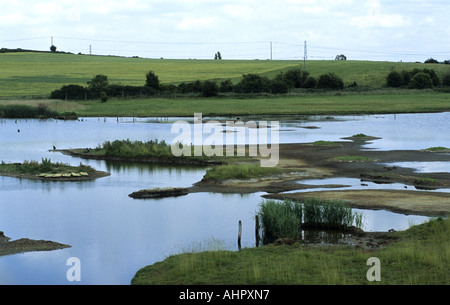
<box><xmin>238</xmin><ymin>220</ymin><xmax>242</xmax><ymax>251</ymax></box>
<box><xmin>255</xmin><ymin>215</ymin><xmax>260</xmax><ymax>247</ymax></box>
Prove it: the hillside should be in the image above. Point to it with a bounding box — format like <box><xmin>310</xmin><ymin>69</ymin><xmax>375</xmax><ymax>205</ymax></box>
<box><xmin>1</xmin><ymin>51</ymin><xmax>449</xmax><ymax>98</ymax></box>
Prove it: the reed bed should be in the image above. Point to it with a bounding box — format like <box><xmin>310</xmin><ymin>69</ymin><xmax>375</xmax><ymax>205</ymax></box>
<box><xmin>98</xmin><ymin>139</ymin><xmax>173</xmax><ymax>158</ymax></box>
<box><xmin>256</xmin><ymin>198</ymin><xmax>364</xmax><ymax>244</ymax></box>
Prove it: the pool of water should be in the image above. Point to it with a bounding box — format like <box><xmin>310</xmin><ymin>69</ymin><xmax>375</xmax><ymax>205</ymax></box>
<box><xmin>0</xmin><ymin>113</ymin><xmax>448</xmax><ymax>285</ymax></box>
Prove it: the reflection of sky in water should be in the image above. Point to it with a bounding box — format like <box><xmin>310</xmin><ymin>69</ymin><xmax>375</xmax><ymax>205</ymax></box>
<box><xmin>0</xmin><ymin>113</ymin><xmax>448</xmax><ymax>284</ymax></box>
<box><xmin>382</xmin><ymin>161</ymin><xmax>450</xmax><ymax>173</ymax></box>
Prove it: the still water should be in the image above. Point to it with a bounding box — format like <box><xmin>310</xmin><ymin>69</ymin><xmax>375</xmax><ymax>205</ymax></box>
<box><xmin>0</xmin><ymin>112</ymin><xmax>448</xmax><ymax>285</ymax></box>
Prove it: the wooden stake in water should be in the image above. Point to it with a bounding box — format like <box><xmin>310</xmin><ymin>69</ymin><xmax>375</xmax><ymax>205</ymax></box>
<box><xmin>255</xmin><ymin>215</ymin><xmax>260</xmax><ymax>247</ymax></box>
<box><xmin>238</xmin><ymin>220</ymin><xmax>242</xmax><ymax>251</ymax></box>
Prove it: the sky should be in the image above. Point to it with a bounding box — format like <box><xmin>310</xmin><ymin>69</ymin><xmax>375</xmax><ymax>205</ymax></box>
<box><xmin>1</xmin><ymin>0</ymin><xmax>449</xmax><ymax>62</ymax></box>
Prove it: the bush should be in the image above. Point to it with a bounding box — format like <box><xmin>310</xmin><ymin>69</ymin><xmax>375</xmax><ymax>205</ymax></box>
<box><xmin>387</xmin><ymin>68</ymin><xmax>439</xmax><ymax>88</ymax></box>
<box><xmin>317</xmin><ymin>73</ymin><xmax>344</xmax><ymax>90</ymax></box>
<box><xmin>50</xmin><ymin>84</ymin><xmax>87</xmax><ymax>100</ymax></box>
<box><xmin>235</xmin><ymin>74</ymin><xmax>271</xmax><ymax>93</ymax></box>
<box><xmin>283</xmin><ymin>68</ymin><xmax>310</xmax><ymax>88</ymax></box>
<box><xmin>386</xmin><ymin>71</ymin><xmax>404</xmax><ymax>87</ymax></box>
<box><xmin>270</xmin><ymin>79</ymin><xmax>289</xmax><ymax>94</ymax></box>
<box><xmin>201</xmin><ymin>80</ymin><xmax>219</xmax><ymax>97</ymax></box>
<box><xmin>303</xmin><ymin>76</ymin><xmax>317</xmax><ymax>88</ymax></box>
<box><xmin>442</xmin><ymin>73</ymin><xmax>450</xmax><ymax>86</ymax></box>
<box><xmin>410</xmin><ymin>72</ymin><xmax>433</xmax><ymax>89</ymax></box>
<box><xmin>220</xmin><ymin>79</ymin><xmax>234</xmax><ymax>93</ymax></box>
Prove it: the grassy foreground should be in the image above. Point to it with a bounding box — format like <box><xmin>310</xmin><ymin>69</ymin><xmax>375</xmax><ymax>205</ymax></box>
<box><xmin>131</xmin><ymin>217</ymin><xmax>449</xmax><ymax>285</ymax></box>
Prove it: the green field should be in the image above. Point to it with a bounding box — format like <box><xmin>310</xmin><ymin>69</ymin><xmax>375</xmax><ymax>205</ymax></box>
<box><xmin>1</xmin><ymin>51</ymin><xmax>450</xmax><ymax>98</ymax></box>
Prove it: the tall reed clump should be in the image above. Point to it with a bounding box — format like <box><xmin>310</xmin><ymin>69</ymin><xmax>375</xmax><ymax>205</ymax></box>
<box><xmin>256</xmin><ymin>198</ymin><xmax>364</xmax><ymax>244</ymax></box>
<box><xmin>256</xmin><ymin>200</ymin><xmax>303</xmax><ymax>243</ymax></box>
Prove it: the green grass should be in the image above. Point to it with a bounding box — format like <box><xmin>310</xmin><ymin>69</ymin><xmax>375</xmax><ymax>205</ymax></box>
<box><xmin>201</xmin><ymin>164</ymin><xmax>282</xmax><ymax>181</ymax></box>
<box><xmin>131</xmin><ymin>217</ymin><xmax>450</xmax><ymax>285</ymax></box>
<box><xmin>312</xmin><ymin>140</ymin><xmax>340</xmax><ymax>146</ymax></box>
<box><xmin>25</xmin><ymin>91</ymin><xmax>448</xmax><ymax>117</ymax></box>
<box><xmin>2</xmin><ymin>52</ymin><xmax>450</xmax><ymax>98</ymax></box>
<box><xmin>425</xmin><ymin>146</ymin><xmax>450</xmax><ymax>152</ymax></box>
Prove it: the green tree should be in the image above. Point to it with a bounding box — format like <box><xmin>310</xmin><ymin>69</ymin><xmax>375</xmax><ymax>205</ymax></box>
<box><xmin>145</xmin><ymin>70</ymin><xmax>161</xmax><ymax>91</ymax></box>
<box><xmin>87</xmin><ymin>75</ymin><xmax>109</xmax><ymax>91</ymax></box>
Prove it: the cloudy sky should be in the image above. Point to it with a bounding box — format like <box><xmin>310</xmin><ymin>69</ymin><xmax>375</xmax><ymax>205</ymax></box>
<box><xmin>1</xmin><ymin>0</ymin><xmax>449</xmax><ymax>61</ymax></box>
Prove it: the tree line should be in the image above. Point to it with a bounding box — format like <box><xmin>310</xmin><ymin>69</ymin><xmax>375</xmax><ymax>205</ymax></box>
<box><xmin>50</xmin><ymin>68</ymin><xmax>347</xmax><ymax>101</ymax></box>
<box><xmin>386</xmin><ymin>68</ymin><xmax>450</xmax><ymax>89</ymax></box>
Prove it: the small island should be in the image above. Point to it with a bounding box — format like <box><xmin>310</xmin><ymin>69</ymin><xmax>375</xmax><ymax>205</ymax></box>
<box><xmin>0</xmin><ymin>158</ymin><xmax>110</xmax><ymax>181</ymax></box>
<box><xmin>128</xmin><ymin>187</ymin><xmax>190</xmax><ymax>199</ymax></box>
<box><xmin>0</xmin><ymin>231</ymin><xmax>71</xmax><ymax>257</ymax></box>
<box><xmin>341</xmin><ymin>133</ymin><xmax>381</xmax><ymax>141</ymax></box>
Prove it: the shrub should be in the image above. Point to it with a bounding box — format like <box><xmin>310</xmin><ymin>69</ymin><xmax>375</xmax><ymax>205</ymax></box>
<box><xmin>386</xmin><ymin>71</ymin><xmax>404</xmax><ymax>87</ymax></box>
<box><xmin>442</xmin><ymin>73</ymin><xmax>450</xmax><ymax>86</ymax></box>
<box><xmin>283</xmin><ymin>68</ymin><xmax>310</xmax><ymax>88</ymax></box>
<box><xmin>100</xmin><ymin>91</ymin><xmax>108</xmax><ymax>103</ymax></box>
<box><xmin>201</xmin><ymin>80</ymin><xmax>219</xmax><ymax>97</ymax></box>
<box><xmin>270</xmin><ymin>78</ymin><xmax>289</xmax><ymax>94</ymax></box>
<box><xmin>50</xmin><ymin>84</ymin><xmax>87</xmax><ymax>100</ymax></box>
<box><xmin>303</xmin><ymin>76</ymin><xmax>317</xmax><ymax>88</ymax></box>
<box><xmin>220</xmin><ymin>79</ymin><xmax>234</xmax><ymax>93</ymax></box>
<box><xmin>410</xmin><ymin>72</ymin><xmax>433</xmax><ymax>89</ymax></box>
<box><xmin>235</xmin><ymin>74</ymin><xmax>271</xmax><ymax>93</ymax></box>
<box><xmin>317</xmin><ymin>73</ymin><xmax>344</xmax><ymax>90</ymax></box>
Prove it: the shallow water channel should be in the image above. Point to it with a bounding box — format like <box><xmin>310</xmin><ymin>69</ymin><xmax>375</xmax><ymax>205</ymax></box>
<box><xmin>0</xmin><ymin>112</ymin><xmax>448</xmax><ymax>284</ymax></box>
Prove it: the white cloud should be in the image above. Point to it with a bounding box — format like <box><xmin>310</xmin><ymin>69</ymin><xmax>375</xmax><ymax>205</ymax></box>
<box><xmin>1</xmin><ymin>0</ymin><xmax>449</xmax><ymax>61</ymax></box>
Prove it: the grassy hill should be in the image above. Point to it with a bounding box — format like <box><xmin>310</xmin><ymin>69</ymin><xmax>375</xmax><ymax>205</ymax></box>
<box><xmin>1</xmin><ymin>51</ymin><xmax>449</xmax><ymax>98</ymax></box>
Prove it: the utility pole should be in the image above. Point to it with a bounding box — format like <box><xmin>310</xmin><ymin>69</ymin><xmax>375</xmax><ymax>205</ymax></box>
<box><xmin>51</xmin><ymin>36</ymin><xmax>53</xmax><ymax>45</ymax></box>
<box><xmin>270</xmin><ymin>41</ymin><xmax>273</xmax><ymax>60</ymax></box>
<box><xmin>89</xmin><ymin>45</ymin><xmax>92</xmax><ymax>55</ymax></box>
<box><xmin>303</xmin><ymin>41</ymin><xmax>307</xmax><ymax>71</ymax></box>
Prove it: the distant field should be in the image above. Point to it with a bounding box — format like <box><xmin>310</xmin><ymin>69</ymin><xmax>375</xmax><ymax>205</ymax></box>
<box><xmin>1</xmin><ymin>51</ymin><xmax>450</xmax><ymax>98</ymax></box>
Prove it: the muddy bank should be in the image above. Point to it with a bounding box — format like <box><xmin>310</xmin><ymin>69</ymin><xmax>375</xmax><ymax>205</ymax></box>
<box><xmin>0</xmin><ymin>231</ymin><xmax>71</xmax><ymax>257</ymax></box>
